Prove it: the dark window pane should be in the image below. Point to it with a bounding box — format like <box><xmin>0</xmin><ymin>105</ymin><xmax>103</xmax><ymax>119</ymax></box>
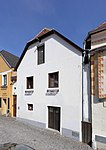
<box><xmin>26</xmin><ymin>76</ymin><xmax>33</xmax><ymax>89</ymax></box>
<box><xmin>38</xmin><ymin>44</ymin><xmax>45</xmax><ymax>65</ymax></box>
<box><xmin>3</xmin><ymin>75</ymin><xmax>7</xmax><ymax>86</ymax></box>
<box><xmin>28</xmin><ymin>104</ymin><xmax>33</xmax><ymax>111</ymax></box>
<box><xmin>49</xmin><ymin>72</ymin><xmax>59</xmax><ymax>88</ymax></box>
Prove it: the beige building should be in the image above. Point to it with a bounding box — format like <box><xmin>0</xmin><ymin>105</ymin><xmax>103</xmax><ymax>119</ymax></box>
<box><xmin>0</xmin><ymin>50</ymin><xmax>19</xmax><ymax>117</ymax></box>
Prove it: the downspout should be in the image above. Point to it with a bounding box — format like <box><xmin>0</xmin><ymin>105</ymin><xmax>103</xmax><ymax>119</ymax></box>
<box><xmin>89</xmin><ymin>50</ymin><xmax>92</xmax><ymax>123</ymax></box>
<box><xmin>82</xmin><ymin>41</ymin><xmax>92</xmax><ymax>122</ymax></box>
<box><xmin>82</xmin><ymin>49</ymin><xmax>84</xmax><ymax>122</ymax></box>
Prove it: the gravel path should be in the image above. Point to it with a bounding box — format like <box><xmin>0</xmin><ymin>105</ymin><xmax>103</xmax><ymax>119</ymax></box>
<box><xmin>0</xmin><ymin>116</ymin><xmax>93</xmax><ymax>150</ymax></box>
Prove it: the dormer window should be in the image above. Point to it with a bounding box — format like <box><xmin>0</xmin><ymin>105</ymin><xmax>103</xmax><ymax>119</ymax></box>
<box><xmin>37</xmin><ymin>44</ymin><xmax>45</xmax><ymax>65</ymax></box>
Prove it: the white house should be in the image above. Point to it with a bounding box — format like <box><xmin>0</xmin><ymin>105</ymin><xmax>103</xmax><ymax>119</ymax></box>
<box><xmin>84</xmin><ymin>22</ymin><xmax>106</xmax><ymax>149</ymax></box>
<box><xmin>15</xmin><ymin>28</ymin><xmax>83</xmax><ymax>141</ymax></box>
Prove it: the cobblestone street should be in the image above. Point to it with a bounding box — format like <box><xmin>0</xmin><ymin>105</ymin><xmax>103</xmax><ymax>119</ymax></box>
<box><xmin>0</xmin><ymin>116</ymin><xmax>92</xmax><ymax>150</ymax></box>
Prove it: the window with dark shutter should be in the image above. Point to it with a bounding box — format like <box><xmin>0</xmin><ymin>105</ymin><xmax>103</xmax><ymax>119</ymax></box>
<box><xmin>48</xmin><ymin>72</ymin><xmax>59</xmax><ymax>88</ymax></box>
<box><xmin>37</xmin><ymin>44</ymin><xmax>45</xmax><ymax>65</ymax></box>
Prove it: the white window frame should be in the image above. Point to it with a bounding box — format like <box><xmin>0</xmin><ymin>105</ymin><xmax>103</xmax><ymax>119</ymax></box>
<box><xmin>2</xmin><ymin>73</ymin><xmax>8</xmax><ymax>86</ymax></box>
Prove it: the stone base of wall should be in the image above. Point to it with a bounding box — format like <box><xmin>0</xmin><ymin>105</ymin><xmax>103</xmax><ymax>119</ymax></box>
<box><xmin>95</xmin><ymin>135</ymin><xmax>106</xmax><ymax>149</ymax></box>
<box><xmin>62</xmin><ymin>128</ymin><xmax>79</xmax><ymax>140</ymax></box>
<box><xmin>17</xmin><ymin>117</ymin><xmax>80</xmax><ymax>141</ymax></box>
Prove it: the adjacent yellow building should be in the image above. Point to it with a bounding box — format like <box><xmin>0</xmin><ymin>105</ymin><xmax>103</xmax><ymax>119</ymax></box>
<box><xmin>0</xmin><ymin>50</ymin><xmax>19</xmax><ymax>117</ymax></box>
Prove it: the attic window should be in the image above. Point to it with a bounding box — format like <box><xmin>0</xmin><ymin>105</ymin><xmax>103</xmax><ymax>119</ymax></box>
<box><xmin>37</xmin><ymin>44</ymin><xmax>45</xmax><ymax>65</ymax></box>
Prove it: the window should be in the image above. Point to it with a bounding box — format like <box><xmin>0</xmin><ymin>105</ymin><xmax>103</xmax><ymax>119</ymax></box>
<box><xmin>3</xmin><ymin>74</ymin><xmax>7</xmax><ymax>86</ymax></box>
<box><xmin>37</xmin><ymin>44</ymin><xmax>45</xmax><ymax>65</ymax></box>
<box><xmin>48</xmin><ymin>72</ymin><xmax>59</xmax><ymax>88</ymax></box>
<box><xmin>26</xmin><ymin>76</ymin><xmax>33</xmax><ymax>89</ymax></box>
<box><xmin>27</xmin><ymin>104</ymin><xmax>33</xmax><ymax>111</ymax></box>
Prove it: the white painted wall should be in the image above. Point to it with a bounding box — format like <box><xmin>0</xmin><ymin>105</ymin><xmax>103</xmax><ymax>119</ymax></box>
<box><xmin>83</xmin><ymin>64</ymin><xmax>91</xmax><ymax>122</ymax></box>
<box><xmin>17</xmin><ymin>34</ymin><xmax>82</xmax><ymax>140</ymax></box>
<box><xmin>12</xmin><ymin>82</ymin><xmax>17</xmax><ymax>95</ymax></box>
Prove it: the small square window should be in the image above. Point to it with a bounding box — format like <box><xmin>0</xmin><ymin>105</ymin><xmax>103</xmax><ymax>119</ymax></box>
<box><xmin>28</xmin><ymin>104</ymin><xmax>33</xmax><ymax>111</ymax></box>
<box><xmin>37</xmin><ymin>44</ymin><xmax>45</xmax><ymax>65</ymax></box>
<box><xmin>26</xmin><ymin>76</ymin><xmax>33</xmax><ymax>89</ymax></box>
<box><xmin>48</xmin><ymin>72</ymin><xmax>59</xmax><ymax>88</ymax></box>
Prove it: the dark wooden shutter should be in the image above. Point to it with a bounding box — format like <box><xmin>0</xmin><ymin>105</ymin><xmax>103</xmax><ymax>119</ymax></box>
<box><xmin>82</xmin><ymin>121</ymin><xmax>92</xmax><ymax>146</ymax></box>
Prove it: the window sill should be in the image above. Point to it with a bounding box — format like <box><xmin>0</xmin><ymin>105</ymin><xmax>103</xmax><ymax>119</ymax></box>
<box><xmin>1</xmin><ymin>85</ymin><xmax>7</xmax><ymax>89</ymax></box>
<box><xmin>46</xmin><ymin>89</ymin><xmax>59</xmax><ymax>96</ymax></box>
<box><xmin>25</xmin><ymin>90</ymin><xmax>34</xmax><ymax>96</ymax></box>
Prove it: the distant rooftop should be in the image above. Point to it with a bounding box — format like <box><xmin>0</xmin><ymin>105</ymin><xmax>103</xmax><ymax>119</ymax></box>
<box><xmin>0</xmin><ymin>50</ymin><xmax>19</xmax><ymax>68</ymax></box>
<box><xmin>89</xmin><ymin>21</ymin><xmax>106</xmax><ymax>35</ymax></box>
<box><xmin>36</xmin><ymin>28</ymin><xmax>52</xmax><ymax>38</ymax></box>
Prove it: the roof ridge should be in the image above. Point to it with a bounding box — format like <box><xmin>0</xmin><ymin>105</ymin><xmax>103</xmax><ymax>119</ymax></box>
<box><xmin>28</xmin><ymin>28</ymin><xmax>52</xmax><ymax>43</ymax></box>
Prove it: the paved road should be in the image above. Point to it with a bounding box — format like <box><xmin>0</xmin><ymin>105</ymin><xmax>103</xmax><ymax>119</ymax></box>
<box><xmin>0</xmin><ymin>116</ymin><xmax>92</xmax><ymax>150</ymax></box>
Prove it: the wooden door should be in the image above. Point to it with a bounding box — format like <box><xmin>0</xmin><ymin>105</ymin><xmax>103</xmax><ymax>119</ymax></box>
<box><xmin>13</xmin><ymin>95</ymin><xmax>17</xmax><ymax>117</ymax></box>
<box><xmin>48</xmin><ymin>106</ymin><xmax>60</xmax><ymax>131</ymax></box>
<box><xmin>82</xmin><ymin>121</ymin><xmax>92</xmax><ymax>147</ymax></box>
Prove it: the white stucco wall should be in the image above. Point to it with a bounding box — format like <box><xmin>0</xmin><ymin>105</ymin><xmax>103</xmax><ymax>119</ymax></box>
<box><xmin>12</xmin><ymin>82</ymin><xmax>17</xmax><ymax>95</ymax></box>
<box><xmin>83</xmin><ymin>64</ymin><xmax>91</xmax><ymax>122</ymax></box>
<box><xmin>17</xmin><ymin>34</ymin><xmax>82</xmax><ymax>140</ymax></box>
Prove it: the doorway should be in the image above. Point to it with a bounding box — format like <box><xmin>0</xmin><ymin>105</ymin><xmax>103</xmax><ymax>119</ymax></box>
<box><xmin>82</xmin><ymin>121</ymin><xmax>92</xmax><ymax>147</ymax></box>
<box><xmin>13</xmin><ymin>95</ymin><xmax>17</xmax><ymax>117</ymax></box>
<box><xmin>48</xmin><ymin>106</ymin><xmax>60</xmax><ymax>132</ymax></box>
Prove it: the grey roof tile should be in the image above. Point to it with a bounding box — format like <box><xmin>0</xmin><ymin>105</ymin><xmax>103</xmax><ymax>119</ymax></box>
<box><xmin>0</xmin><ymin>50</ymin><xmax>19</xmax><ymax>68</ymax></box>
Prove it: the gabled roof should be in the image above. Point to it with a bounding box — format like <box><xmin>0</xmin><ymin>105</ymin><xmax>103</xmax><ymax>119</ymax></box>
<box><xmin>35</xmin><ymin>28</ymin><xmax>52</xmax><ymax>38</ymax></box>
<box><xmin>89</xmin><ymin>22</ymin><xmax>106</xmax><ymax>35</ymax></box>
<box><xmin>28</xmin><ymin>28</ymin><xmax>52</xmax><ymax>43</ymax></box>
<box><xmin>85</xmin><ymin>22</ymin><xmax>106</xmax><ymax>42</ymax></box>
<box><xmin>0</xmin><ymin>50</ymin><xmax>19</xmax><ymax>68</ymax></box>
<box><xmin>15</xmin><ymin>28</ymin><xmax>83</xmax><ymax>70</ymax></box>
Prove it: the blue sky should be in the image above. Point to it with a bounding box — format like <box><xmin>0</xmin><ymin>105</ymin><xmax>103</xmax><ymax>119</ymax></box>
<box><xmin>0</xmin><ymin>0</ymin><xmax>106</xmax><ymax>56</ymax></box>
